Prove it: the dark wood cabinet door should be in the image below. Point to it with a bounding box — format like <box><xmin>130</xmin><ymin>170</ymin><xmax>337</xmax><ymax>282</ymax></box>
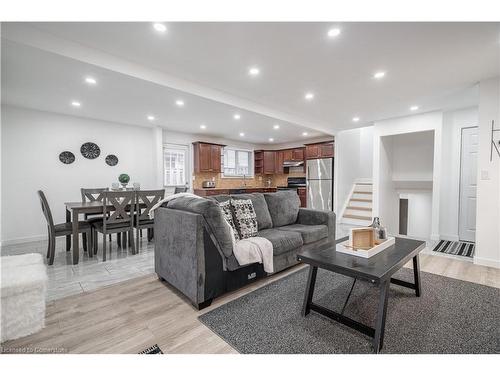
<box><xmin>283</xmin><ymin>149</ymin><xmax>293</xmax><ymax>161</ymax></box>
<box><xmin>306</xmin><ymin>145</ymin><xmax>320</xmax><ymax>159</ymax></box>
<box><xmin>211</xmin><ymin>145</ymin><xmax>222</xmax><ymax>173</ymax></box>
<box><xmin>275</xmin><ymin>151</ymin><xmax>284</xmax><ymax>174</ymax></box>
<box><xmin>297</xmin><ymin>187</ymin><xmax>307</xmax><ymax>207</ymax></box>
<box><xmin>320</xmin><ymin>143</ymin><xmax>334</xmax><ymax>158</ymax></box>
<box><xmin>293</xmin><ymin>148</ymin><xmax>304</xmax><ymax>161</ymax></box>
<box><xmin>263</xmin><ymin>151</ymin><xmax>276</xmax><ymax>174</ymax></box>
<box><xmin>198</xmin><ymin>143</ymin><xmax>212</xmax><ymax>171</ymax></box>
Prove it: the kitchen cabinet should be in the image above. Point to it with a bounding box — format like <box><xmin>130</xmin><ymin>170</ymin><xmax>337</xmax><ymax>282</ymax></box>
<box><xmin>283</xmin><ymin>149</ymin><xmax>293</xmax><ymax>161</ymax></box>
<box><xmin>193</xmin><ymin>142</ymin><xmax>225</xmax><ymax>173</ymax></box>
<box><xmin>292</xmin><ymin>148</ymin><xmax>304</xmax><ymax>161</ymax></box>
<box><xmin>263</xmin><ymin>151</ymin><xmax>276</xmax><ymax>174</ymax></box>
<box><xmin>305</xmin><ymin>141</ymin><xmax>334</xmax><ymax>159</ymax></box>
<box><xmin>297</xmin><ymin>187</ymin><xmax>307</xmax><ymax>207</ymax></box>
<box><xmin>274</xmin><ymin>151</ymin><xmax>284</xmax><ymax>174</ymax></box>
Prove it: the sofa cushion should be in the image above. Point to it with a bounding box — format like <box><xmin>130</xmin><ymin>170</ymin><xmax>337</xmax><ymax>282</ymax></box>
<box><xmin>230</xmin><ymin>193</ymin><xmax>273</xmax><ymax>230</ymax></box>
<box><xmin>277</xmin><ymin>224</ymin><xmax>328</xmax><ymax>244</ymax></box>
<box><xmin>264</xmin><ymin>190</ymin><xmax>300</xmax><ymax>227</ymax></box>
<box><xmin>257</xmin><ymin>228</ymin><xmax>303</xmax><ymax>256</ymax></box>
<box><xmin>218</xmin><ymin>200</ymin><xmax>240</xmax><ymax>242</ymax></box>
<box><xmin>231</xmin><ymin>199</ymin><xmax>258</xmax><ymax>239</ymax></box>
<box><xmin>166</xmin><ymin>196</ymin><xmax>234</xmax><ymax>257</ymax></box>
<box><xmin>208</xmin><ymin>194</ymin><xmax>231</xmax><ymax>203</ymax></box>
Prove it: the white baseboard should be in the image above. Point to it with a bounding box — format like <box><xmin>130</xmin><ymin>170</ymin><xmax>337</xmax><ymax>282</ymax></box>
<box><xmin>0</xmin><ymin>234</ymin><xmax>47</xmax><ymax>247</ymax></box>
<box><xmin>439</xmin><ymin>234</ymin><xmax>460</xmax><ymax>242</ymax></box>
<box><xmin>473</xmin><ymin>256</ymin><xmax>500</xmax><ymax>269</ymax></box>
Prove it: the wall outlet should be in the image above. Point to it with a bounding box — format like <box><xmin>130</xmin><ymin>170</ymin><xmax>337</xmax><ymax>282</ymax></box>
<box><xmin>481</xmin><ymin>170</ymin><xmax>490</xmax><ymax>180</ymax></box>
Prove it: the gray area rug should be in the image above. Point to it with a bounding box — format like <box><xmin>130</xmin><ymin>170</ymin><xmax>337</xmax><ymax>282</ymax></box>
<box><xmin>199</xmin><ymin>267</ymin><xmax>499</xmax><ymax>353</ymax></box>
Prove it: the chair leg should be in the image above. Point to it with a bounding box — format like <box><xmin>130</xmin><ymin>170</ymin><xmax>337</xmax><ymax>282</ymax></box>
<box><xmin>122</xmin><ymin>231</ymin><xmax>127</xmax><ymax>248</ymax></box>
<box><xmin>82</xmin><ymin>233</ymin><xmax>88</xmax><ymax>252</ymax></box>
<box><xmin>136</xmin><ymin>227</ymin><xmax>140</xmax><ymax>254</ymax></box>
<box><xmin>130</xmin><ymin>229</ymin><xmax>136</xmax><ymax>254</ymax></box>
<box><xmin>93</xmin><ymin>229</ymin><xmax>98</xmax><ymax>255</ymax></box>
<box><xmin>109</xmin><ymin>234</ymin><xmax>112</xmax><ymax>242</ymax></box>
<box><xmin>48</xmin><ymin>233</ymin><xmax>55</xmax><ymax>265</ymax></box>
<box><xmin>140</xmin><ymin>229</ymin><xmax>143</xmax><ymax>238</ymax></box>
<box><xmin>103</xmin><ymin>232</ymin><xmax>107</xmax><ymax>261</ymax></box>
<box><xmin>87</xmin><ymin>230</ymin><xmax>93</xmax><ymax>258</ymax></box>
<box><xmin>147</xmin><ymin>228</ymin><xmax>153</xmax><ymax>242</ymax></box>
<box><xmin>117</xmin><ymin>232</ymin><xmax>121</xmax><ymax>247</ymax></box>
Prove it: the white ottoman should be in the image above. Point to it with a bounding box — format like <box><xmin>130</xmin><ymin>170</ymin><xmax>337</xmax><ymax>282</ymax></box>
<box><xmin>1</xmin><ymin>253</ymin><xmax>48</xmax><ymax>342</ymax></box>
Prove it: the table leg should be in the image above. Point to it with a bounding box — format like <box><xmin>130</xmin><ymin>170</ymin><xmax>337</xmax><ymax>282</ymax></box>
<box><xmin>72</xmin><ymin>209</ymin><xmax>79</xmax><ymax>265</ymax></box>
<box><xmin>373</xmin><ymin>280</ymin><xmax>390</xmax><ymax>353</ymax></box>
<box><xmin>65</xmin><ymin>208</ymin><xmax>71</xmax><ymax>252</ymax></box>
<box><xmin>413</xmin><ymin>255</ymin><xmax>421</xmax><ymax>297</ymax></box>
<box><xmin>302</xmin><ymin>266</ymin><xmax>318</xmax><ymax>317</ymax></box>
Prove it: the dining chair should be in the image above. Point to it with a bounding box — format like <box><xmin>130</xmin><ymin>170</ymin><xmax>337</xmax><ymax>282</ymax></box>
<box><xmin>81</xmin><ymin>187</ymin><xmax>112</xmax><ymax>244</ymax></box>
<box><xmin>135</xmin><ymin>189</ymin><xmax>165</xmax><ymax>250</ymax></box>
<box><xmin>174</xmin><ymin>186</ymin><xmax>188</xmax><ymax>194</ymax></box>
<box><xmin>92</xmin><ymin>191</ymin><xmax>136</xmax><ymax>261</ymax></box>
<box><xmin>38</xmin><ymin>190</ymin><xmax>93</xmax><ymax>265</ymax></box>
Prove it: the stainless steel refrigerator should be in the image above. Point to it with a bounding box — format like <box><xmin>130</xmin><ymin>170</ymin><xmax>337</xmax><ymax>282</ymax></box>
<box><xmin>306</xmin><ymin>158</ymin><xmax>333</xmax><ymax>211</ymax></box>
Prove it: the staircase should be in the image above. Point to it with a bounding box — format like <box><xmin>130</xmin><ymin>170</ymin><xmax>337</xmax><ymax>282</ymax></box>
<box><xmin>341</xmin><ymin>180</ymin><xmax>373</xmax><ymax>226</ymax></box>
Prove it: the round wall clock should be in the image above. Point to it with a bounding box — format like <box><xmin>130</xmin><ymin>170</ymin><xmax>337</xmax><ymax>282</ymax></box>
<box><xmin>105</xmin><ymin>154</ymin><xmax>119</xmax><ymax>166</ymax></box>
<box><xmin>59</xmin><ymin>151</ymin><xmax>75</xmax><ymax>164</ymax></box>
<box><xmin>80</xmin><ymin>142</ymin><xmax>101</xmax><ymax>159</ymax></box>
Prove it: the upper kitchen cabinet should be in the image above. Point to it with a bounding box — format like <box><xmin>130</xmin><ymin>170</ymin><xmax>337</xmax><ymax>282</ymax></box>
<box><xmin>283</xmin><ymin>147</ymin><xmax>305</xmax><ymax>162</ymax></box>
<box><xmin>255</xmin><ymin>150</ymin><xmax>279</xmax><ymax>174</ymax></box>
<box><xmin>263</xmin><ymin>151</ymin><xmax>276</xmax><ymax>174</ymax></box>
<box><xmin>305</xmin><ymin>141</ymin><xmax>334</xmax><ymax>159</ymax></box>
<box><xmin>193</xmin><ymin>142</ymin><xmax>225</xmax><ymax>173</ymax></box>
<box><xmin>274</xmin><ymin>150</ymin><xmax>284</xmax><ymax>174</ymax></box>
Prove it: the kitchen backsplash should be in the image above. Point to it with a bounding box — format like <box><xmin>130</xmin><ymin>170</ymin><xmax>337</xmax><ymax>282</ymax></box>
<box><xmin>193</xmin><ymin>171</ymin><xmax>305</xmax><ymax>189</ymax></box>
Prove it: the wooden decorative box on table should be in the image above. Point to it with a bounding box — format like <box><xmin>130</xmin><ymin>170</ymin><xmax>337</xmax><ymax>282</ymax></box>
<box><xmin>336</xmin><ymin>227</ymin><xmax>395</xmax><ymax>258</ymax></box>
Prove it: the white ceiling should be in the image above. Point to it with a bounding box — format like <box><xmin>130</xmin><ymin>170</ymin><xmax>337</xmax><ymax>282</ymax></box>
<box><xmin>1</xmin><ymin>40</ymin><xmax>325</xmax><ymax>144</ymax></box>
<box><xmin>2</xmin><ymin>22</ymin><xmax>499</xmax><ymax>141</ymax></box>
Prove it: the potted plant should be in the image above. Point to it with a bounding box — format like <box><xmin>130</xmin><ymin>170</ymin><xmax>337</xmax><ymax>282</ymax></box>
<box><xmin>118</xmin><ymin>173</ymin><xmax>130</xmax><ymax>189</ymax></box>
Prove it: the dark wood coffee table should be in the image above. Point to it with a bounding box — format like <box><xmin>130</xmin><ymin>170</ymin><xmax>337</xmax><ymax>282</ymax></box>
<box><xmin>297</xmin><ymin>236</ymin><xmax>425</xmax><ymax>353</ymax></box>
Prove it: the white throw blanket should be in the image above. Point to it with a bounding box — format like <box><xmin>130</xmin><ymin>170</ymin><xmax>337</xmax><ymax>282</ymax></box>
<box><xmin>233</xmin><ymin>237</ymin><xmax>274</xmax><ymax>273</ymax></box>
<box><xmin>148</xmin><ymin>192</ymin><xmax>202</xmax><ymax>219</ymax></box>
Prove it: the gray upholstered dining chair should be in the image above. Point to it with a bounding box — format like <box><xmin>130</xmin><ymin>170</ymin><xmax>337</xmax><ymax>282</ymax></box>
<box><xmin>91</xmin><ymin>191</ymin><xmax>136</xmax><ymax>261</ymax></box>
<box><xmin>38</xmin><ymin>190</ymin><xmax>93</xmax><ymax>265</ymax></box>
<box><xmin>134</xmin><ymin>189</ymin><xmax>165</xmax><ymax>250</ymax></box>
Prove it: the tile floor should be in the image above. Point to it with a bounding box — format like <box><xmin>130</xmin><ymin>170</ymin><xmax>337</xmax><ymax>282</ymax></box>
<box><xmin>1</xmin><ymin>235</ymin><xmax>154</xmax><ymax>301</ymax></box>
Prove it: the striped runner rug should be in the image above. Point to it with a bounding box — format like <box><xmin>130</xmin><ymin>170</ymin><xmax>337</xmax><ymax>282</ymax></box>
<box><xmin>432</xmin><ymin>240</ymin><xmax>475</xmax><ymax>258</ymax></box>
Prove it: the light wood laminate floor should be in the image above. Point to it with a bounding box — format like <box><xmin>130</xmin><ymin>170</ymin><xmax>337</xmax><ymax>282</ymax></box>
<box><xmin>1</xmin><ymin>251</ymin><xmax>499</xmax><ymax>354</ymax></box>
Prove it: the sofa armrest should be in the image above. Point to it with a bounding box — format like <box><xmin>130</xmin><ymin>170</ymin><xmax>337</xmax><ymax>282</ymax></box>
<box><xmin>297</xmin><ymin>208</ymin><xmax>336</xmax><ymax>242</ymax></box>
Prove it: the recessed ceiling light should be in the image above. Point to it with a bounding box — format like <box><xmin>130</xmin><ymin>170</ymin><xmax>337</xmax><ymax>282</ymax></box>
<box><xmin>410</xmin><ymin>105</ymin><xmax>419</xmax><ymax>111</ymax></box>
<box><xmin>302</xmin><ymin>132</ymin><xmax>308</xmax><ymax>136</ymax></box>
<box><xmin>273</xmin><ymin>124</ymin><xmax>280</xmax><ymax>129</ymax></box>
<box><xmin>71</xmin><ymin>101</ymin><xmax>81</xmax><ymax>107</ymax></box>
<box><xmin>239</xmin><ymin>132</ymin><xmax>245</xmax><ymax>137</ymax></box>
<box><xmin>248</xmin><ymin>67</ymin><xmax>260</xmax><ymax>76</ymax></box>
<box><xmin>153</xmin><ymin>23</ymin><xmax>167</xmax><ymax>33</ymax></box>
<box><xmin>147</xmin><ymin>115</ymin><xmax>155</xmax><ymax>121</ymax></box>
<box><xmin>175</xmin><ymin>100</ymin><xmax>184</xmax><ymax>107</ymax></box>
<box><xmin>373</xmin><ymin>71</ymin><xmax>386</xmax><ymax>79</ymax></box>
<box><xmin>84</xmin><ymin>77</ymin><xmax>97</xmax><ymax>85</ymax></box>
<box><xmin>352</xmin><ymin>117</ymin><xmax>360</xmax><ymax>122</ymax></box>
<box><xmin>233</xmin><ymin>114</ymin><xmax>241</xmax><ymax>120</ymax></box>
<box><xmin>304</xmin><ymin>92</ymin><xmax>315</xmax><ymax>101</ymax></box>
<box><xmin>269</xmin><ymin>138</ymin><xmax>274</xmax><ymax>142</ymax></box>
<box><xmin>327</xmin><ymin>28</ymin><xmax>341</xmax><ymax>38</ymax></box>
<box><xmin>200</xmin><ymin>124</ymin><xmax>207</xmax><ymax>129</ymax></box>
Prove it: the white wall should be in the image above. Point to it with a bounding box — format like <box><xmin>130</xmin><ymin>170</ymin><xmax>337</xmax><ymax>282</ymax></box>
<box><xmin>475</xmin><ymin>77</ymin><xmax>500</xmax><ymax>268</ymax></box>
<box><xmin>400</xmin><ymin>192</ymin><xmax>433</xmax><ymax>240</ymax></box>
<box><xmin>440</xmin><ymin>107</ymin><xmax>478</xmax><ymax>241</ymax></box>
<box><xmin>1</xmin><ymin>105</ymin><xmax>157</xmax><ymax>244</ymax></box>
<box><xmin>373</xmin><ymin>112</ymin><xmax>442</xmax><ymax>239</ymax></box>
<box><xmin>335</xmin><ymin>126</ymin><xmax>373</xmax><ymax>215</ymax></box>
<box><xmin>391</xmin><ymin>131</ymin><xmax>434</xmax><ymax>181</ymax></box>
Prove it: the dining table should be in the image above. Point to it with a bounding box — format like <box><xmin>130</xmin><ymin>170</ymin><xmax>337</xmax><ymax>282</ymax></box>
<box><xmin>65</xmin><ymin>199</ymin><xmax>149</xmax><ymax>265</ymax></box>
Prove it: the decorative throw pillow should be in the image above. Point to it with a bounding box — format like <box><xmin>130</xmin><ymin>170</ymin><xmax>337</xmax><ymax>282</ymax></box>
<box><xmin>218</xmin><ymin>200</ymin><xmax>240</xmax><ymax>242</ymax></box>
<box><xmin>231</xmin><ymin>199</ymin><xmax>258</xmax><ymax>239</ymax></box>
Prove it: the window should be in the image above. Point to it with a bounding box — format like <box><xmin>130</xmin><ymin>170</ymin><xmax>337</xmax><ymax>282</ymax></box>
<box><xmin>163</xmin><ymin>144</ymin><xmax>188</xmax><ymax>186</ymax></box>
<box><xmin>223</xmin><ymin>148</ymin><xmax>253</xmax><ymax>177</ymax></box>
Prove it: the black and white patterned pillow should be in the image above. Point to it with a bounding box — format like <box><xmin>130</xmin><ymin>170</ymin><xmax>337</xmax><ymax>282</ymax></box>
<box><xmin>219</xmin><ymin>200</ymin><xmax>240</xmax><ymax>242</ymax></box>
<box><xmin>231</xmin><ymin>199</ymin><xmax>258</xmax><ymax>239</ymax></box>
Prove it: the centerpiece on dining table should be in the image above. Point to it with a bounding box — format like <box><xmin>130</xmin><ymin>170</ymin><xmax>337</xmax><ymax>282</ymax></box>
<box><xmin>118</xmin><ymin>173</ymin><xmax>130</xmax><ymax>189</ymax></box>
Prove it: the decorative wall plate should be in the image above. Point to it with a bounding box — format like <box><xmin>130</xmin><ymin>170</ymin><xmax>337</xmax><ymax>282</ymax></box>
<box><xmin>80</xmin><ymin>142</ymin><xmax>101</xmax><ymax>159</ymax></box>
<box><xmin>59</xmin><ymin>151</ymin><xmax>75</xmax><ymax>164</ymax></box>
<box><xmin>105</xmin><ymin>154</ymin><xmax>119</xmax><ymax>166</ymax></box>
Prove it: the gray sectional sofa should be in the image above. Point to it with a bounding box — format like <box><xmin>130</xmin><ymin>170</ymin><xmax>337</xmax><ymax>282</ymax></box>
<box><xmin>154</xmin><ymin>190</ymin><xmax>335</xmax><ymax>309</ymax></box>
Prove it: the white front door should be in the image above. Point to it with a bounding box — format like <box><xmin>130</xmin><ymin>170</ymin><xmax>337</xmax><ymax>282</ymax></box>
<box><xmin>458</xmin><ymin>127</ymin><xmax>478</xmax><ymax>242</ymax></box>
